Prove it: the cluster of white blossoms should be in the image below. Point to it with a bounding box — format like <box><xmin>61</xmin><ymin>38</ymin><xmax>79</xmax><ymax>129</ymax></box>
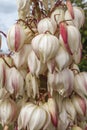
<box><xmin>0</xmin><ymin>0</ymin><xmax>86</xmax><ymax>130</ymax></box>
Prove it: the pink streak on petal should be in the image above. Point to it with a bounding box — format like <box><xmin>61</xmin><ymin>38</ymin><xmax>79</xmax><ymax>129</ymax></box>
<box><xmin>79</xmin><ymin>96</ymin><xmax>86</xmax><ymax>116</ymax></box>
<box><xmin>15</xmin><ymin>24</ymin><xmax>20</xmax><ymax>51</ymax></box>
<box><xmin>51</xmin><ymin>114</ymin><xmax>58</xmax><ymax>127</ymax></box>
<box><xmin>85</xmin><ymin>126</ymin><xmax>87</xmax><ymax>130</ymax></box>
<box><xmin>66</xmin><ymin>0</ymin><xmax>74</xmax><ymax>19</ymax></box>
<box><xmin>60</xmin><ymin>23</ymin><xmax>72</xmax><ymax>55</ymax></box>
<box><xmin>60</xmin><ymin>23</ymin><xmax>68</xmax><ymax>44</ymax></box>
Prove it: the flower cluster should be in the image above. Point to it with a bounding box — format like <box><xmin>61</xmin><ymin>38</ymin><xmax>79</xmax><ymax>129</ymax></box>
<box><xmin>0</xmin><ymin>0</ymin><xmax>86</xmax><ymax>130</ymax></box>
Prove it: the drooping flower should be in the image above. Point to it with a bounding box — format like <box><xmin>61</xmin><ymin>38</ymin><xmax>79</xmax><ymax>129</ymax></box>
<box><xmin>7</xmin><ymin>23</ymin><xmax>25</xmax><ymax>52</ymax></box>
<box><xmin>0</xmin><ymin>98</ymin><xmax>17</xmax><ymax>126</ymax></box>
<box><xmin>28</xmin><ymin>50</ymin><xmax>47</xmax><ymax>77</ymax></box>
<box><xmin>59</xmin><ymin>23</ymin><xmax>81</xmax><ymax>55</ymax></box>
<box><xmin>18</xmin><ymin>102</ymin><xmax>51</xmax><ymax>130</ymax></box>
<box><xmin>65</xmin><ymin>6</ymin><xmax>85</xmax><ymax>29</ymax></box>
<box><xmin>37</xmin><ymin>17</ymin><xmax>57</xmax><ymax>34</ymax></box>
<box><xmin>6</xmin><ymin>67</ymin><xmax>24</xmax><ymax>98</ymax></box>
<box><xmin>32</xmin><ymin>33</ymin><xmax>60</xmax><ymax>63</ymax></box>
<box><xmin>71</xmin><ymin>94</ymin><xmax>86</xmax><ymax>117</ymax></box>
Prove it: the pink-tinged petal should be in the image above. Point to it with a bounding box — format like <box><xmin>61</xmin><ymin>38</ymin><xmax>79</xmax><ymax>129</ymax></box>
<box><xmin>85</xmin><ymin>126</ymin><xmax>87</xmax><ymax>130</ymax></box>
<box><xmin>66</xmin><ymin>0</ymin><xmax>74</xmax><ymax>19</ymax></box>
<box><xmin>59</xmin><ymin>23</ymin><xmax>72</xmax><ymax>54</ymax></box>
<box><xmin>47</xmin><ymin>59</ymin><xmax>56</xmax><ymax>73</ymax></box>
<box><xmin>60</xmin><ymin>23</ymin><xmax>67</xmax><ymax>44</ymax></box>
<box><xmin>79</xmin><ymin>96</ymin><xmax>86</xmax><ymax>116</ymax></box>
<box><xmin>15</xmin><ymin>24</ymin><xmax>20</xmax><ymax>51</ymax></box>
<box><xmin>12</xmin><ymin>79</ymin><xmax>18</xmax><ymax>96</ymax></box>
<box><xmin>72</xmin><ymin>95</ymin><xmax>86</xmax><ymax>116</ymax></box>
<box><xmin>51</xmin><ymin>114</ymin><xmax>58</xmax><ymax>127</ymax></box>
<box><xmin>47</xmin><ymin>98</ymin><xmax>58</xmax><ymax>127</ymax></box>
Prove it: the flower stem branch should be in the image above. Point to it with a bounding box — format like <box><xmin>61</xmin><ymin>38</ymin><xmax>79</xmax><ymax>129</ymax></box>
<box><xmin>32</xmin><ymin>0</ymin><xmax>41</xmax><ymax>21</ymax></box>
<box><xmin>0</xmin><ymin>31</ymin><xmax>7</xmax><ymax>38</ymax></box>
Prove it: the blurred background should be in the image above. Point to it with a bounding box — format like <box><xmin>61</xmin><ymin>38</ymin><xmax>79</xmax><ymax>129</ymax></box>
<box><xmin>0</xmin><ymin>0</ymin><xmax>87</xmax><ymax>71</ymax></box>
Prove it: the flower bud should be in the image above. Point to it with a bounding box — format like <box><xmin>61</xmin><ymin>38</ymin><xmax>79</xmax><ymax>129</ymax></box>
<box><xmin>28</xmin><ymin>50</ymin><xmax>47</xmax><ymax>77</ymax></box>
<box><xmin>71</xmin><ymin>94</ymin><xmax>86</xmax><ymax>116</ymax></box>
<box><xmin>7</xmin><ymin>23</ymin><xmax>25</xmax><ymax>52</ymax></box>
<box><xmin>6</xmin><ymin>67</ymin><xmax>24</xmax><ymax>98</ymax></box>
<box><xmin>47</xmin><ymin>98</ymin><xmax>58</xmax><ymax>127</ymax></box>
<box><xmin>32</xmin><ymin>33</ymin><xmax>60</xmax><ymax>63</ymax></box>
<box><xmin>0</xmin><ymin>98</ymin><xmax>17</xmax><ymax>126</ymax></box>
<box><xmin>37</xmin><ymin>17</ymin><xmax>57</xmax><ymax>34</ymax></box>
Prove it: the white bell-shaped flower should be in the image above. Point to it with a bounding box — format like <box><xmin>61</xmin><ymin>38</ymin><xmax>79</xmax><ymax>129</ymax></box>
<box><xmin>51</xmin><ymin>7</ymin><xmax>65</xmax><ymax>25</ymax></box>
<box><xmin>28</xmin><ymin>50</ymin><xmax>47</xmax><ymax>77</ymax></box>
<box><xmin>71</xmin><ymin>94</ymin><xmax>86</xmax><ymax>117</ymax></box>
<box><xmin>32</xmin><ymin>33</ymin><xmax>60</xmax><ymax>63</ymax></box>
<box><xmin>18</xmin><ymin>103</ymin><xmax>50</xmax><ymax>130</ymax></box>
<box><xmin>48</xmin><ymin>68</ymin><xmax>74</xmax><ymax>97</ymax></box>
<box><xmin>74</xmin><ymin>72</ymin><xmax>87</xmax><ymax>97</ymax></box>
<box><xmin>37</xmin><ymin>17</ymin><xmax>57</xmax><ymax>34</ymax></box>
<box><xmin>0</xmin><ymin>98</ymin><xmax>17</xmax><ymax>126</ymax></box>
<box><xmin>65</xmin><ymin>6</ymin><xmax>85</xmax><ymax>29</ymax></box>
<box><xmin>59</xmin><ymin>23</ymin><xmax>81</xmax><ymax>55</ymax></box>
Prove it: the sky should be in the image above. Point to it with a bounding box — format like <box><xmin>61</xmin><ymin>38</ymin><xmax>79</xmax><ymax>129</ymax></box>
<box><xmin>0</xmin><ymin>0</ymin><xmax>17</xmax><ymax>51</ymax></box>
